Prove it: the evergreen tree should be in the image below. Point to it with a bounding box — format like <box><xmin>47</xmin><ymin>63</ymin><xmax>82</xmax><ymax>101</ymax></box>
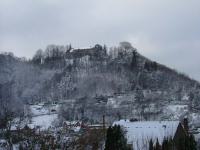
<box><xmin>168</xmin><ymin>138</ymin><xmax>174</xmax><ymax>150</ymax></box>
<box><xmin>177</xmin><ymin>137</ymin><xmax>186</xmax><ymax>150</ymax></box>
<box><xmin>105</xmin><ymin>125</ymin><xmax>130</xmax><ymax>150</ymax></box>
<box><xmin>105</xmin><ymin>126</ymin><xmax>113</xmax><ymax>150</ymax></box>
<box><xmin>175</xmin><ymin>134</ymin><xmax>197</xmax><ymax>150</ymax></box>
<box><xmin>189</xmin><ymin>135</ymin><xmax>197</xmax><ymax>150</ymax></box>
<box><xmin>149</xmin><ymin>139</ymin><xmax>154</xmax><ymax>150</ymax></box>
<box><xmin>152</xmin><ymin>62</ymin><xmax>158</xmax><ymax>71</ymax></box>
<box><xmin>162</xmin><ymin>138</ymin><xmax>168</xmax><ymax>150</ymax></box>
<box><xmin>183</xmin><ymin>118</ymin><xmax>189</xmax><ymax>134</ymax></box>
<box><xmin>144</xmin><ymin>61</ymin><xmax>150</xmax><ymax>71</ymax></box>
<box><xmin>131</xmin><ymin>50</ymin><xmax>137</xmax><ymax>69</ymax></box>
<box><xmin>154</xmin><ymin>138</ymin><xmax>161</xmax><ymax>150</ymax></box>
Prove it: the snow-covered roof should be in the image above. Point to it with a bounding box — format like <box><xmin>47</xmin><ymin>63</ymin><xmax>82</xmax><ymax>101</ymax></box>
<box><xmin>113</xmin><ymin>120</ymin><xmax>180</xmax><ymax>150</ymax></box>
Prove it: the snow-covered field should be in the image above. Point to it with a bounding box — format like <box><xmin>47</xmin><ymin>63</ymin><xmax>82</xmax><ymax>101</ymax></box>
<box><xmin>10</xmin><ymin>103</ymin><xmax>59</xmax><ymax>131</ymax></box>
<box><xmin>28</xmin><ymin>103</ymin><xmax>59</xmax><ymax>130</ymax></box>
<box><xmin>30</xmin><ymin>114</ymin><xmax>58</xmax><ymax>130</ymax></box>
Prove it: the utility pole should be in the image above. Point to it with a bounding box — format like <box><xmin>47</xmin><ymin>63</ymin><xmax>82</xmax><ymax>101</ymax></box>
<box><xmin>103</xmin><ymin>115</ymin><xmax>106</xmax><ymax>139</ymax></box>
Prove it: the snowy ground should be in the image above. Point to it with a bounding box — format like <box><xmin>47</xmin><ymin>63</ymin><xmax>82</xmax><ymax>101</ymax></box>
<box><xmin>163</xmin><ymin>104</ymin><xmax>188</xmax><ymax>120</ymax></box>
<box><xmin>28</xmin><ymin>103</ymin><xmax>59</xmax><ymax>130</ymax></box>
<box><xmin>10</xmin><ymin>103</ymin><xmax>60</xmax><ymax>131</ymax></box>
<box><xmin>30</xmin><ymin>114</ymin><xmax>58</xmax><ymax>130</ymax></box>
<box><xmin>30</xmin><ymin>103</ymin><xmax>60</xmax><ymax>116</ymax></box>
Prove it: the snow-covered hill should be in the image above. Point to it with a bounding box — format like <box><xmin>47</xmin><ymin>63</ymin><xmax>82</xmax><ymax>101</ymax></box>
<box><xmin>1</xmin><ymin>42</ymin><xmax>200</xmax><ymax>128</ymax></box>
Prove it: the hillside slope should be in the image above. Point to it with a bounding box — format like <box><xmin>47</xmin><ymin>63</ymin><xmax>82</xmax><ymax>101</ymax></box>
<box><xmin>1</xmin><ymin>42</ymin><xmax>200</xmax><ymax>125</ymax></box>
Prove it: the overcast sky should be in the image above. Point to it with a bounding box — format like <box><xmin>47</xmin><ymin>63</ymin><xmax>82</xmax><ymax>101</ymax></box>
<box><xmin>0</xmin><ymin>0</ymin><xmax>200</xmax><ymax>81</ymax></box>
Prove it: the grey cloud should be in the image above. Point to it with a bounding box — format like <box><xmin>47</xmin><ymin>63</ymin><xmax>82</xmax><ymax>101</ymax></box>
<box><xmin>0</xmin><ymin>0</ymin><xmax>200</xmax><ymax>80</ymax></box>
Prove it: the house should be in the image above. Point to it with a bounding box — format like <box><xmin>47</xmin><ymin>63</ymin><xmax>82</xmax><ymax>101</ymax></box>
<box><xmin>63</xmin><ymin>121</ymin><xmax>83</xmax><ymax>132</ymax></box>
<box><xmin>113</xmin><ymin>120</ymin><xmax>187</xmax><ymax>150</ymax></box>
<box><xmin>65</xmin><ymin>44</ymin><xmax>106</xmax><ymax>59</ymax></box>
